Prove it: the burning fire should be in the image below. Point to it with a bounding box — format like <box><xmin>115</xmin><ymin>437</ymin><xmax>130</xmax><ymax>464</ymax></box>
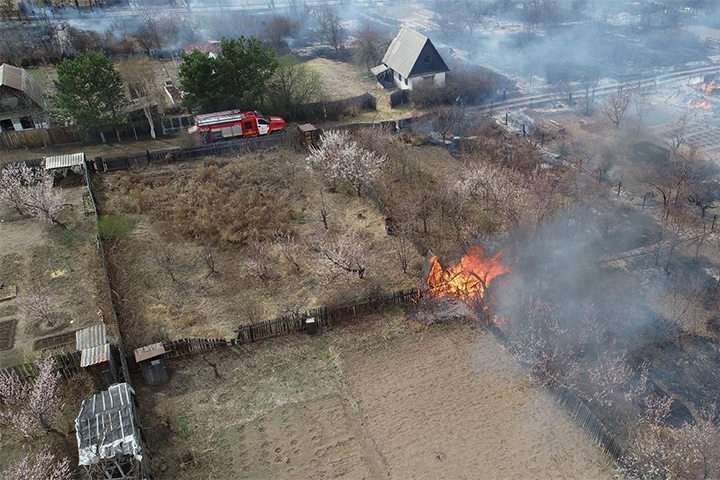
<box><xmin>425</xmin><ymin>245</ymin><xmax>511</xmax><ymax>304</ymax></box>
<box><xmin>697</xmin><ymin>100</ymin><xmax>714</xmax><ymax>112</ymax></box>
<box><xmin>701</xmin><ymin>80</ymin><xmax>720</xmax><ymax>94</ymax></box>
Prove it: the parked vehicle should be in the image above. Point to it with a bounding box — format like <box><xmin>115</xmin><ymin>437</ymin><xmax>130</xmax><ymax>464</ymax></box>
<box><xmin>187</xmin><ymin>110</ymin><xmax>286</xmax><ymax>143</ymax></box>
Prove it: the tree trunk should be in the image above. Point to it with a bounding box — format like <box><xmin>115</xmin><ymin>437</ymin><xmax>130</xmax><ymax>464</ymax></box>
<box><xmin>100</xmin><ymin>131</ymin><xmax>106</xmax><ymax>143</ymax></box>
<box><xmin>51</xmin><ymin>217</ymin><xmax>67</xmax><ymax>230</ymax></box>
<box><xmin>144</xmin><ymin>105</ymin><xmax>156</xmax><ymax>139</ymax></box>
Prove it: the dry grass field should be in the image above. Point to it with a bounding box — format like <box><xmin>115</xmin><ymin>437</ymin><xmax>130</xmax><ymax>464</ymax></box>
<box><xmin>137</xmin><ymin>313</ymin><xmax>616</xmax><ymax>479</ymax></box>
<box><xmin>93</xmin><ymin>147</ymin><xmax>423</xmax><ymax>350</ymax></box>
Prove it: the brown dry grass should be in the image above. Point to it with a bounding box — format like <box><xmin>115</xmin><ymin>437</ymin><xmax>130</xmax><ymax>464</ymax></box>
<box><xmin>94</xmin><ymin>147</ymin><xmax>422</xmax><ymax>349</ymax></box>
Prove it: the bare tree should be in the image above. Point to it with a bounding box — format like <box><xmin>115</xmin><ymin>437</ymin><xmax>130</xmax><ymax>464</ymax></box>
<box><xmin>352</xmin><ymin>23</ymin><xmax>392</xmax><ymax>72</ymax></box>
<box><xmin>313</xmin><ymin>4</ymin><xmax>346</xmax><ymax>53</ymax></box>
<box><xmin>1</xmin><ymin>448</ymin><xmax>72</xmax><ymax>480</ymax></box>
<box><xmin>200</xmin><ymin>243</ymin><xmax>218</xmax><ymax>277</ymax></box>
<box><xmin>118</xmin><ymin>56</ymin><xmax>167</xmax><ymax>139</ymax></box>
<box><xmin>630</xmin><ymin>85</ymin><xmax>650</xmax><ymax>137</ymax></box>
<box><xmin>0</xmin><ymin>162</ymin><xmax>66</xmax><ymax>229</ymax></box>
<box><xmin>273</xmin><ymin>230</ymin><xmax>302</xmax><ymax>272</ymax></box>
<box><xmin>392</xmin><ymin>231</ymin><xmax>410</xmax><ymax>274</ymax></box>
<box><xmin>580</xmin><ymin>67</ymin><xmax>601</xmax><ymax>116</ymax></box>
<box><xmin>149</xmin><ymin>243</ymin><xmax>184</xmax><ymax>283</ymax></box>
<box><xmin>430</xmin><ymin>106</ymin><xmax>464</xmax><ymax>142</ymax></box>
<box><xmin>0</xmin><ymin>355</ymin><xmax>64</xmax><ymax>438</ymax></box>
<box><xmin>602</xmin><ymin>90</ymin><xmax>630</xmax><ymax>129</ymax></box>
<box><xmin>246</xmin><ymin>240</ymin><xmax>271</xmax><ymax>281</ymax></box>
<box><xmin>306</xmin><ymin>130</ymin><xmax>386</xmax><ymax>196</ymax></box>
<box><xmin>16</xmin><ymin>286</ymin><xmax>58</xmax><ymax>328</ymax></box>
<box><xmin>314</xmin><ymin>230</ymin><xmax>367</xmax><ymax>280</ymax></box>
<box><xmin>668</xmin><ymin>113</ymin><xmax>688</xmax><ymax>155</ymax></box>
<box><xmin>262</xmin><ymin>15</ymin><xmax>300</xmax><ymax>54</ymax></box>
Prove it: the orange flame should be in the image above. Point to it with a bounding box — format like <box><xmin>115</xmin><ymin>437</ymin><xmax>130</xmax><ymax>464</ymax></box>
<box><xmin>426</xmin><ymin>245</ymin><xmax>511</xmax><ymax>304</ymax></box>
<box><xmin>701</xmin><ymin>80</ymin><xmax>720</xmax><ymax>94</ymax></box>
<box><xmin>698</xmin><ymin>100</ymin><xmax>714</xmax><ymax>112</ymax></box>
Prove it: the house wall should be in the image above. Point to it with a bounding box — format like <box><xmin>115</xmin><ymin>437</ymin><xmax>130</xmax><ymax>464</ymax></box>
<box><xmin>0</xmin><ymin>87</ymin><xmax>46</xmax><ymax>132</ymax></box>
<box><xmin>408</xmin><ymin>72</ymin><xmax>446</xmax><ymax>90</ymax></box>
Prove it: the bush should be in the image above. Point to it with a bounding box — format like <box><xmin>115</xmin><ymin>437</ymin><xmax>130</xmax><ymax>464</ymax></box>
<box><xmin>97</xmin><ymin>216</ymin><xmax>134</xmax><ymax>240</ymax></box>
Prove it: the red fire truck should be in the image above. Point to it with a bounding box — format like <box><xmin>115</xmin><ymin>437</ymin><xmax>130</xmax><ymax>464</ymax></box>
<box><xmin>187</xmin><ymin>110</ymin><xmax>286</xmax><ymax>143</ymax></box>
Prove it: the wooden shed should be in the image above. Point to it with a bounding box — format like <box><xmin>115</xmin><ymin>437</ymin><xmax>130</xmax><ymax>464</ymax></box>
<box><xmin>298</xmin><ymin>123</ymin><xmax>319</xmax><ymax>149</ymax></box>
<box><xmin>134</xmin><ymin>342</ymin><xmax>168</xmax><ymax>385</ymax></box>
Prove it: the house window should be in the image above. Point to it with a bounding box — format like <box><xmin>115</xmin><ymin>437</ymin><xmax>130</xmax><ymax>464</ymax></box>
<box><xmin>0</xmin><ymin>119</ymin><xmax>14</xmax><ymax>132</ymax></box>
<box><xmin>19</xmin><ymin>117</ymin><xmax>34</xmax><ymax>130</ymax></box>
<box><xmin>424</xmin><ymin>55</ymin><xmax>431</xmax><ymax>63</ymax></box>
<box><xmin>405</xmin><ymin>78</ymin><xmax>408</xmax><ymax>86</ymax></box>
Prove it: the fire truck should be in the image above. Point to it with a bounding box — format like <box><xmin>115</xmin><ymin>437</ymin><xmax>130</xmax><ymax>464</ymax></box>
<box><xmin>187</xmin><ymin>110</ymin><xmax>286</xmax><ymax>143</ymax></box>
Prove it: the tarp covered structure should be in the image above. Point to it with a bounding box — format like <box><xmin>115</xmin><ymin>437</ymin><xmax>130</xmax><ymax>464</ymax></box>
<box><xmin>75</xmin><ymin>383</ymin><xmax>142</xmax><ymax>468</ymax></box>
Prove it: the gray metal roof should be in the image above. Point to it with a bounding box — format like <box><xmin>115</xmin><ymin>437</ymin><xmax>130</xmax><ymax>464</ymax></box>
<box><xmin>76</xmin><ymin>324</ymin><xmax>107</xmax><ymax>351</ymax></box>
<box><xmin>45</xmin><ymin>153</ymin><xmax>86</xmax><ymax>170</ymax></box>
<box><xmin>75</xmin><ymin>383</ymin><xmax>142</xmax><ymax>466</ymax></box>
<box><xmin>380</xmin><ymin>26</ymin><xmax>449</xmax><ymax>79</ymax></box>
<box><xmin>0</xmin><ymin>64</ymin><xmax>46</xmax><ymax>109</ymax></box>
<box><xmin>80</xmin><ymin>343</ymin><xmax>111</xmax><ymax>367</ymax></box>
<box><xmin>370</xmin><ymin>64</ymin><xmax>389</xmax><ymax>76</ymax></box>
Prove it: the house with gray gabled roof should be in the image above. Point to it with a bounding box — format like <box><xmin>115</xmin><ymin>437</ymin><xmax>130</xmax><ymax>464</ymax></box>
<box><xmin>0</xmin><ymin>63</ymin><xmax>47</xmax><ymax>132</ymax></box>
<box><xmin>371</xmin><ymin>26</ymin><xmax>449</xmax><ymax>91</ymax></box>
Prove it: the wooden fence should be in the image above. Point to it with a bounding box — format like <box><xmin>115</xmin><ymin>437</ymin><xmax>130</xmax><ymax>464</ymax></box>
<box><xmin>236</xmin><ymin>288</ymin><xmax>420</xmax><ymax>343</ymax></box>
<box><xmin>91</xmin><ymin>132</ymin><xmax>291</xmax><ymax>173</ymax></box>
<box><xmin>0</xmin><ymin>126</ymin><xmax>81</xmax><ymax>150</ymax></box>
<box><xmin>0</xmin><ymin>350</ymin><xmax>83</xmax><ymax>381</ymax></box>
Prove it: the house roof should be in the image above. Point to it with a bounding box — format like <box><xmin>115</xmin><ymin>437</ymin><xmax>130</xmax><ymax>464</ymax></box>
<box><xmin>75</xmin><ymin>383</ymin><xmax>142</xmax><ymax>466</ymax></box>
<box><xmin>0</xmin><ymin>64</ymin><xmax>46</xmax><ymax>109</ymax></box>
<box><xmin>45</xmin><ymin>153</ymin><xmax>86</xmax><ymax>170</ymax></box>
<box><xmin>380</xmin><ymin>26</ymin><xmax>449</xmax><ymax>79</ymax></box>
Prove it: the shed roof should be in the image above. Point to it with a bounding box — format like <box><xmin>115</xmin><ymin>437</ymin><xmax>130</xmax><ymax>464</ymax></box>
<box><xmin>379</xmin><ymin>26</ymin><xmax>449</xmax><ymax>79</ymax></box>
<box><xmin>76</xmin><ymin>324</ymin><xmax>107</xmax><ymax>351</ymax></box>
<box><xmin>0</xmin><ymin>64</ymin><xmax>46</xmax><ymax>109</ymax></box>
<box><xmin>75</xmin><ymin>383</ymin><xmax>142</xmax><ymax>466</ymax></box>
<box><xmin>81</xmin><ymin>343</ymin><xmax>111</xmax><ymax>367</ymax></box>
<box><xmin>45</xmin><ymin>153</ymin><xmax>86</xmax><ymax>170</ymax></box>
<box><xmin>134</xmin><ymin>342</ymin><xmax>165</xmax><ymax>362</ymax></box>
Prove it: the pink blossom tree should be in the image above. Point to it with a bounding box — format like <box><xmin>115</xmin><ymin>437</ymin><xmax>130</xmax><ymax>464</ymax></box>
<box><xmin>1</xmin><ymin>448</ymin><xmax>72</xmax><ymax>480</ymax></box>
<box><xmin>0</xmin><ymin>355</ymin><xmax>64</xmax><ymax>438</ymax></box>
<box><xmin>15</xmin><ymin>286</ymin><xmax>59</xmax><ymax>328</ymax></box>
<box><xmin>0</xmin><ymin>162</ymin><xmax>65</xmax><ymax>229</ymax></box>
<box><xmin>306</xmin><ymin>130</ymin><xmax>386</xmax><ymax>196</ymax></box>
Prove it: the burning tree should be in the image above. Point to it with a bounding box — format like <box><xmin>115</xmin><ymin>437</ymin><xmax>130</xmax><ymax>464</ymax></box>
<box><xmin>1</xmin><ymin>448</ymin><xmax>73</xmax><ymax>480</ymax></box>
<box><xmin>306</xmin><ymin>130</ymin><xmax>386</xmax><ymax>196</ymax></box>
<box><xmin>0</xmin><ymin>162</ymin><xmax>66</xmax><ymax>229</ymax></box>
<box><xmin>424</xmin><ymin>244</ymin><xmax>511</xmax><ymax>306</ymax></box>
<box><xmin>0</xmin><ymin>355</ymin><xmax>64</xmax><ymax>438</ymax></box>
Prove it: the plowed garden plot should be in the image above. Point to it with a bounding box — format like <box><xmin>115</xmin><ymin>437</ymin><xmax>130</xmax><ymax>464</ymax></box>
<box><xmin>136</xmin><ymin>314</ymin><xmax>615</xmax><ymax>479</ymax></box>
<box><xmin>93</xmin><ymin>148</ymin><xmax>423</xmax><ymax>349</ymax></box>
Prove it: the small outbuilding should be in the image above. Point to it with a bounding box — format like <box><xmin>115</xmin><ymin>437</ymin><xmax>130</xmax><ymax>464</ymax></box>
<box><xmin>134</xmin><ymin>342</ymin><xmax>168</xmax><ymax>385</ymax></box>
<box><xmin>44</xmin><ymin>152</ymin><xmax>86</xmax><ymax>184</ymax></box>
<box><xmin>372</xmin><ymin>26</ymin><xmax>450</xmax><ymax>91</ymax></box>
<box><xmin>75</xmin><ymin>382</ymin><xmax>148</xmax><ymax>479</ymax></box>
<box><xmin>76</xmin><ymin>324</ymin><xmax>117</xmax><ymax>390</ymax></box>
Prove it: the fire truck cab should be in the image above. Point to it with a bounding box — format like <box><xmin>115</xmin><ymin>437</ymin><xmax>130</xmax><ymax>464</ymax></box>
<box><xmin>188</xmin><ymin>110</ymin><xmax>286</xmax><ymax>144</ymax></box>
